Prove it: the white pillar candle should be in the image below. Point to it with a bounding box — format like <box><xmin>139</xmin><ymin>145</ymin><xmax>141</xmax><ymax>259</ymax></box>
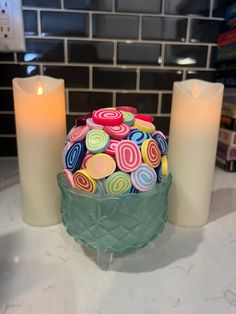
<box><xmin>13</xmin><ymin>75</ymin><xmax>66</xmax><ymax>226</ymax></box>
<box><xmin>168</xmin><ymin>79</ymin><xmax>224</xmax><ymax>227</ymax></box>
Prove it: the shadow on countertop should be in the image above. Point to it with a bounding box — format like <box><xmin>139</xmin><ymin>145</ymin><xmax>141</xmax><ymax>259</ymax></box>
<box><xmin>208</xmin><ymin>187</ymin><xmax>236</xmax><ymax>223</ymax></box>
<box><xmin>80</xmin><ymin>186</ymin><xmax>236</xmax><ymax>273</ymax></box>
<box><xmin>80</xmin><ymin>221</ymin><xmax>203</xmax><ymax>273</ymax></box>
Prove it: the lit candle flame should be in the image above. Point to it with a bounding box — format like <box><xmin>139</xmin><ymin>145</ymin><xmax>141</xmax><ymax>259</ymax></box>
<box><xmin>192</xmin><ymin>82</ymin><xmax>199</xmax><ymax>98</ymax></box>
<box><xmin>36</xmin><ymin>82</ymin><xmax>44</xmax><ymax>96</ymax></box>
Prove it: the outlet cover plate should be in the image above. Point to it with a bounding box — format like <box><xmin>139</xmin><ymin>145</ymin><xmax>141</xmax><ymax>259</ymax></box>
<box><xmin>0</xmin><ymin>0</ymin><xmax>25</xmax><ymax>52</ymax></box>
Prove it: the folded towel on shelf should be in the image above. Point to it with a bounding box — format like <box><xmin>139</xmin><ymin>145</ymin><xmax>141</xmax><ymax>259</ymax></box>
<box><xmin>216</xmin><ymin>44</ymin><xmax>236</xmax><ymax>62</ymax></box>
<box><xmin>217</xmin><ymin>28</ymin><xmax>236</xmax><ymax>47</ymax></box>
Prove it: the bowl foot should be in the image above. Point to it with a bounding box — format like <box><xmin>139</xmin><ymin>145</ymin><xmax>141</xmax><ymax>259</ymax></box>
<box><xmin>96</xmin><ymin>251</ymin><xmax>113</xmax><ymax>270</ymax></box>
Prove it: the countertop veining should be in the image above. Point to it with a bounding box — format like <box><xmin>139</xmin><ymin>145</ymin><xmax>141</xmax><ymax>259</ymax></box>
<box><xmin>0</xmin><ymin>158</ymin><xmax>236</xmax><ymax>314</ymax></box>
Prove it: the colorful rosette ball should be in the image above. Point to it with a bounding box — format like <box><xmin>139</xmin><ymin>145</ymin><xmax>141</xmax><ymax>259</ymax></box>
<box><xmin>63</xmin><ymin>107</ymin><xmax>169</xmax><ymax>195</ymax></box>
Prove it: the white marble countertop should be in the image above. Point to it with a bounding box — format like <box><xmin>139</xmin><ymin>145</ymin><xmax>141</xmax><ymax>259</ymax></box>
<box><xmin>0</xmin><ymin>158</ymin><xmax>236</xmax><ymax>314</ymax></box>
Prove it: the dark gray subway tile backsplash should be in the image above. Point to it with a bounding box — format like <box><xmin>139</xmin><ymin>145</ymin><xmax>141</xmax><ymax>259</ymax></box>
<box><xmin>0</xmin><ymin>90</ymin><xmax>14</xmax><ymax>111</ymax></box>
<box><xmin>186</xmin><ymin>70</ymin><xmax>215</xmax><ymax>82</ymax></box>
<box><xmin>164</xmin><ymin>0</ymin><xmax>210</xmax><ymax>16</ymax></box>
<box><xmin>69</xmin><ymin>91</ymin><xmax>113</xmax><ymax>112</ymax></box>
<box><xmin>43</xmin><ymin>66</ymin><xmax>89</xmax><ymax>88</ymax></box>
<box><xmin>0</xmin><ymin>0</ymin><xmax>225</xmax><ymax>155</ymax></box>
<box><xmin>0</xmin><ymin>64</ymin><xmax>39</xmax><ymax>86</ymax></box>
<box><xmin>153</xmin><ymin>117</ymin><xmax>170</xmax><ymax>135</ymax></box>
<box><xmin>0</xmin><ymin>53</ymin><xmax>14</xmax><ymax>61</ymax></box>
<box><xmin>41</xmin><ymin>12</ymin><xmax>89</xmax><ymax>37</ymax></box>
<box><xmin>23</xmin><ymin>10</ymin><xmax>38</xmax><ymax>36</ymax></box>
<box><xmin>117</xmin><ymin>43</ymin><xmax>161</xmax><ymax>65</ymax></box>
<box><xmin>0</xmin><ymin>114</ymin><xmax>16</xmax><ymax>134</ymax></box>
<box><xmin>0</xmin><ymin>138</ymin><xmax>17</xmax><ymax>157</ymax></box>
<box><xmin>66</xmin><ymin>115</ymin><xmax>80</xmax><ymax>132</ymax></box>
<box><xmin>210</xmin><ymin>46</ymin><xmax>218</xmax><ymax>67</ymax></box>
<box><xmin>212</xmin><ymin>0</ymin><xmax>228</xmax><ymax>17</ymax></box>
<box><xmin>164</xmin><ymin>45</ymin><xmax>208</xmax><ymax>67</ymax></box>
<box><xmin>160</xmin><ymin>94</ymin><xmax>173</xmax><ymax>114</ymax></box>
<box><xmin>17</xmin><ymin>39</ymin><xmax>64</xmax><ymax>62</ymax></box>
<box><xmin>64</xmin><ymin>0</ymin><xmax>113</xmax><ymax>11</ymax></box>
<box><xmin>140</xmin><ymin>69</ymin><xmax>183</xmax><ymax>90</ymax></box>
<box><xmin>22</xmin><ymin>0</ymin><xmax>61</xmax><ymax>8</ymax></box>
<box><xmin>142</xmin><ymin>17</ymin><xmax>187</xmax><ymax>42</ymax></box>
<box><xmin>93</xmin><ymin>14</ymin><xmax>139</xmax><ymax>39</ymax></box>
<box><xmin>190</xmin><ymin>19</ymin><xmax>222</xmax><ymax>43</ymax></box>
<box><xmin>68</xmin><ymin>41</ymin><xmax>114</xmax><ymax>64</ymax></box>
<box><xmin>116</xmin><ymin>0</ymin><xmax>162</xmax><ymax>13</ymax></box>
<box><xmin>116</xmin><ymin>93</ymin><xmax>158</xmax><ymax>113</ymax></box>
<box><xmin>93</xmin><ymin>67</ymin><xmax>137</xmax><ymax>89</ymax></box>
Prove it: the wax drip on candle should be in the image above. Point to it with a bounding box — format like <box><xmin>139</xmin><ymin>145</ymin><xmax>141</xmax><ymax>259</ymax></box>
<box><xmin>36</xmin><ymin>82</ymin><xmax>44</xmax><ymax>96</ymax></box>
<box><xmin>192</xmin><ymin>82</ymin><xmax>199</xmax><ymax>98</ymax></box>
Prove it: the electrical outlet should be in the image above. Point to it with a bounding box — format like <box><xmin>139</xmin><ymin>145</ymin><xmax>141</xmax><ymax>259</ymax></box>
<box><xmin>0</xmin><ymin>0</ymin><xmax>25</xmax><ymax>52</ymax></box>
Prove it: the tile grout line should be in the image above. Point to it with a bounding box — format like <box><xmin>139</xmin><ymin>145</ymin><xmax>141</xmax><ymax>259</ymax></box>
<box><xmin>136</xmin><ymin>68</ymin><xmax>140</xmax><ymax>91</ymax></box>
<box><xmin>23</xmin><ymin>34</ymin><xmax>218</xmax><ymax>46</ymax></box>
<box><xmin>59</xmin><ymin>88</ymin><xmax>174</xmax><ymax>93</ymax></box>
<box><xmin>0</xmin><ymin>134</ymin><xmax>16</xmax><ymax>137</ymax></box>
<box><xmin>161</xmin><ymin>0</ymin><xmax>165</xmax><ymax>15</ymax></box>
<box><xmin>89</xmin><ymin>66</ymin><xmax>93</xmax><ymax>89</ymax></box>
<box><xmin>112</xmin><ymin>92</ymin><xmax>116</xmax><ymax>107</ymax></box>
<box><xmin>209</xmin><ymin>0</ymin><xmax>214</xmax><ymax>18</ymax></box>
<box><xmin>65</xmin><ymin>89</ymin><xmax>69</xmax><ymax>113</ymax></box>
<box><xmin>186</xmin><ymin>17</ymin><xmax>191</xmax><ymax>43</ymax></box>
<box><xmin>39</xmin><ymin>64</ymin><xmax>43</xmax><ymax>75</ymax></box>
<box><xmin>0</xmin><ymin>156</ymin><xmax>18</xmax><ymax>159</ymax></box>
<box><xmin>0</xmin><ymin>86</ymin><xmax>208</xmax><ymax>93</ymax></box>
<box><xmin>37</xmin><ymin>9</ymin><xmax>41</xmax><ymax>35</ymax></box>
<box><xmin>89</xmin><ymin>12</ymin><xmax>92</xmax><ymax>38</ymax></box>
<box><xmin>158</xmin><ymin>113</ymin><xmax>171</xmax><ymax>117</ymax></box>
<box><xmin>0</xmin><ymin>60</ymin><xmax>216</xmax><ymax>70</ymax></box>
<box><xmin>113</xmin><ymin>41</ymin><xmax>117</xmax><ymax>65</ymax></box>
<box><xmin>138</xmin><ymin>15</ymin><xmax>142</xmax><ymax>40</ymax></box>
<box><xmin>157</xmin><ymin>93</ymin><xmax>162</xmax><ymax>114</ymax></box>
<box><xmin>0</xmin><ymin>87</ymin><xmax>12</xmax><ymax>90</ymax></box>
<box><xmin>21</xmin><ymin>7</ymin><xmax>224</xmax><ymax>21</ymax></box>
<box><xmin>160</xmin><ymin>43</ymin><xmax>165</xmax><ymax>68</ymax></box>
<box><xmin>64</xmin><ymin>38</ymin><xmax>68</xmax><ymax>64</ymax></box>
<box><xmin>206</xmin><ymin>45</ymin><xmax>212</xmax><ymax>69</ymax></box>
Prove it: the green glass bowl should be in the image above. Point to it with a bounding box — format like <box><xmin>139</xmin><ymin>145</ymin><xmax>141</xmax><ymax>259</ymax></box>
<box><xmin>57</xmin><ymin>172</ymin><xmax>172</xmax><ymax>269</ymax></box>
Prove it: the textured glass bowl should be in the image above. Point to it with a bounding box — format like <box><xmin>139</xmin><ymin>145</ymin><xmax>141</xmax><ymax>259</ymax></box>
<box><xmin>57</xmin><ymin>172</ymin><xmax>172</xmax><ymax>269</ymax></box>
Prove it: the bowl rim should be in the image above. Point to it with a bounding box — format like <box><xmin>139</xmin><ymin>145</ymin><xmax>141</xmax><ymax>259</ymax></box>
<box><xmin>57</xmin><ymin>172</ymin><xmax>172</xmax><ymax>200</ymax></box>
